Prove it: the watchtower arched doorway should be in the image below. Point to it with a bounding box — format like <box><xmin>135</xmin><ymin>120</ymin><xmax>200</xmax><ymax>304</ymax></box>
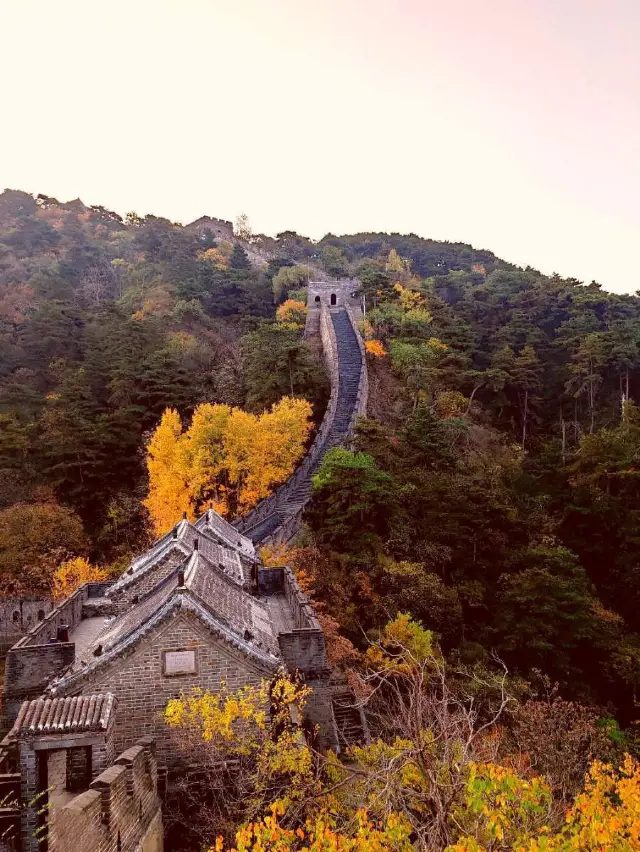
<box><xmin>314</xmin><ymin>295</ymin><xmax>320</xmax><ymax>303</ymax></box>
<box><xmin>330</xmin><ymin>293</ymin><xmax>337</xmax><ymax>306</ymax></box>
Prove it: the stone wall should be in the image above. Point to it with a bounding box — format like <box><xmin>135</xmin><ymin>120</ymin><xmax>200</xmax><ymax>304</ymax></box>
<box><xmin>185</xmin><ymin>216</ymin><xmax>234</xmax><ymax>242</ymax></box>
<box><xmin>4</xmin><ymin>644</ymin><xmax>76</xmax><ymax>728</ymax></box>
<box><xmin>49</xmin><ymin>737</ymin><xmax>162</xmax><ymax>852</ymax></box>
<box><xmin>0</xmin><ymin>598</ymin><xmax>53</xmax><ymax>656</ymax></box>
<box><xmin>15</xmin><ymin>582</ymin><xmax>113</xmax><ymax>649</ymax></box>
<box><xmin>275</xmin><ymin>568</ymin><xmax>338</xmax><ymax>751</ymax></box>
<box><xmin>307</xmin><ymin>279</ymin><xmax>361</xmax><ymax>311</ymax></box>
<box><xmin>63</xmin><ymin>612</ymin><xmax>271</xmax><ymax>762</ymax></box>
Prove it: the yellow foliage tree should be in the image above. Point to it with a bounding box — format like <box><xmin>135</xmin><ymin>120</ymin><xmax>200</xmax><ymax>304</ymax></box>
<box><xmin>385</xmin><ymin>249</ymin><xmax>409</xmax><ymax>277</ymax></box>
<box><xmin>51</xmin><ymin>556</ymin><xmax>108</xmax><ymax>601</ymax></box>
<box><xmin>217</xmin><ymin>804</ymin><xmax>413</xmax><ymax>852</ymax></box>
<box><xmin>144</xmin><ymin>398</ymin><xmax>312</xmax><ymax>533</ymax></box>
<box><xmin>164</xmin><ymin>611</ymin><xmax>640</xmax><ymax>852</ymax></box>
<box><xmin>199</xmin><ymin>247</ymin><xmax>231</xmax><ymax>269</ymax></box>
<box><xmin>143</xmin><ymin>408</ymin><xmax>192</xmax><ymax>536</ymax></box>
<box><xmin>224</xmin><ymin>397</ymin><xmax>312</xmax><ymax>511</ymax></box>
<box><xmin>276</xmin><ymin>299</ymin><xmax>307</xmax><ymax>327</ymax></box>
<box><xmin>259</xmin><ymin>542</ymin><xmax>297</xmax><ymax>567</ymax></box>
<box><xmin>447</xmin><ymin>754</ymin><xmax>640</xmax><ymax>850</ymax></box>
<box><xmin>165</xmin><ymin>675</ymin><xmax>316</xmax><ymax>846</ymax></box>
<box><xmin>184</xmin><ymin>403</ymin><xmax>232</xmax><ymax>513</ymax></box>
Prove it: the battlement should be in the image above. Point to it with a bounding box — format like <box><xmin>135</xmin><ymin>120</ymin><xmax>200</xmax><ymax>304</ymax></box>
<box><xmin>50</xmin><ymin>737</ymin><xmax>161</xmax><ymax>852</ymax></box>
<box><xmin>13</xmin><ymin>582</ymin><xmax>113</xmax><ymax>650</ymax></box>
<box><xmin>4</xmin><ymin>583</ymin><xmax>115</xmax><ymax>728</ymax></box>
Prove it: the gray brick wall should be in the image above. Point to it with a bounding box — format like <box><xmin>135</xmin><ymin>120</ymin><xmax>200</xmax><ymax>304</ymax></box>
<box><xmin>4</xmin><ymin>644</ymin><xmax>75</xmax><ymax>727</ymax></box>
<box><xmin>65</xmin><ymin>611</ymin><xmax>271</xmax><ymax>762</ymax></box>
<box><xmin>49</xmin><ymin>738</ymin><xmax>161</xmax><ymax>852</ymax></box>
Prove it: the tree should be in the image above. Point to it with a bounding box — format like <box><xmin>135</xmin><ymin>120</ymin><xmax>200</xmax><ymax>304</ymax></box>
<box><xmin>309</xmin><ymin>449</ymin><xmax>393</xmax><ymax>554</ymax></box>
<box><xmin>276</xmin><ymin>300</ymin><xmax>307</xmax><ymax>327</ymax></box>
<box><xmin>234</xmin><ymin>213</ymin><xmax>252</xmax><ymax>241</ymax></box>
<box><xmin>144</xmin><ymin>398</ymin><xmax>313</xmax><ymax>526</ymax></box>
<box><xmin>143</xmin><ymin>408</ymin><xmax>191</xmax><ymax>536</ymax></box>
<box><xmin>51</xmin><ymin>556</ymin><xmax>109</xmax><ymax>600</ymax></box>
<box><xmin>230</xmin><ymin>243</ymin><xmax>251</xmax><ymax>270</ymax></box>
<box><xmin>495</xmin><ymin>546</ymin><xmax>620</xmax><ymax>690</ymax></box>
<box><xmin>224</xmin><ymin>397</ymin><xmax>313</xmax><ymax>511</ymax></box>
<box><xmin>321</xmin><ymin>246</ymin><xmax>349</xmax><ymax>277</ymax></box>
<box><xmin>512</xmin><ymin>344</ymin><xmax>543</xmax><ymax>447</ymax></box>
<box><xmin>241</xmin><ymin>324</ymin><xmax>328</xmax><ymax>413</ymax></box>
<box><xmin>364</xmin><ymin>339</ymin><xmax>387</xmax><ymax>358</ymax></box>
<box><xmin>164</xmin><ymin>674</ymin><xmax>316</xmax><ymax>850</ymax></box>
<box><xmin>0</xmin><ymin>500</ymin><xmax>87</xmax><ymax>595</ymax></box>
<box><xmin>272</xmin><ymin>265</ymin><xmax>312</xmax><ymax>303</ymax></box>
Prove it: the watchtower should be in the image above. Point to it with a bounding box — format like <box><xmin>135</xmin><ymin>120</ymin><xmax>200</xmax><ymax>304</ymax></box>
<box><xmin>307</xmin><ymin>279</ymin><xmax>361</xmax><ymax>312</ymax></box>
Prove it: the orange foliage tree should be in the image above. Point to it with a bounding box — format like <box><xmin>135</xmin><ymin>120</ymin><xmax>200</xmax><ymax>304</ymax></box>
<box><xmin>144</xmin><ymin>398</ymin><xmax>312</xmax><ymax>535</ymax></box>
<box><xmin>0</xmin><ymin>500</ymin><xmax>88</xmax><ymax>596</ymax></box>
<box><xmin>365</xmin><ymin>339</ymin><xmax>387</xmax><ymax>358</ymax></box>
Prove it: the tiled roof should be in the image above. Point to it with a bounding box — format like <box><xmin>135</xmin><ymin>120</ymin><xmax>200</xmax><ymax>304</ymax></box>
<box><xmin>97</xmin><ymin>570</ymin><xmax>181</xmax><ymax>653</ymax></box>
<box><xmin>195</xmin><ymin>509</ymin><xmax>256</xmax><ymax>559</ymax></box>
<box><xmin>94</xmin><ymin>552</ymin><xmax>277</xmax><ymax>657</ymax></box>
<box><xmin>110</xmin><ymin>517</ymin><xmax>247</xmax><ymax>594</ymax></box>
<box><xmin>5</xmin><ymin>694</ymin><xmax>115</xmax><ymax>741</ymax></box>
<box><xmin>186</xmin><ymin>553</ymin><xmax>276</xmax><ymax>653</ymax></box>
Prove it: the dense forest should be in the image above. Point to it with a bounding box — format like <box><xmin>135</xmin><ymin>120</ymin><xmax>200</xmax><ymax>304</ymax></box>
<box><xmin>2</xmin><ymin>188</ymin><xmax>640</xmax><ymax>850</ymax></box>
<box><xmin>0</xmin><ymin>189</ymin><xmax>328</xmax><ymax>591</ymax></box>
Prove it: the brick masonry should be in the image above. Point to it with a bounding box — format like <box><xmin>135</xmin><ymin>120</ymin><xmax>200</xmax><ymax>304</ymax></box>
<box><xmin>62</xmin><ymin>611</ymin><xmax>271</xmax><ymax>762</ymax></box>
<box><xmin>4</xmin><ymin>644</ymin><xmax>76</xmax><ymax>727</ymax></box>
<box><xmin>0</xmin><ymin>599</ymin><xmax>53</xmax><ymax>655</ymax></box>
<box><xmin>49</xmin><ymin>737</ymin><xmax>162</xmax><ymax>852</ymax></box>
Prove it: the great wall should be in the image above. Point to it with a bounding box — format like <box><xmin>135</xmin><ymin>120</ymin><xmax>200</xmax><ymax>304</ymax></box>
<box><xmin>0</xmin><ymin>279</ymin><xmax>368</xmax><ymax>852</ymax></box>
<box><xmin>235</xmin><ymin>278</ymin><xmax>367</xmax><ymax>544</ymax></box>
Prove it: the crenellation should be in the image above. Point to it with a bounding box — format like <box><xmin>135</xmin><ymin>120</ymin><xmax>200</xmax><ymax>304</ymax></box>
<box><xmin>50</xmin><ymin>737</ymin><xmax>161</xmax><ymax>852</ymax></box>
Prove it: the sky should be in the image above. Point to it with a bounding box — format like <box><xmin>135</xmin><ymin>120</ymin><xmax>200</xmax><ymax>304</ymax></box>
<box><xmin>1</xmin><ymin>0</ymin><xmax>638</xmax><ymax>292</ymax></box>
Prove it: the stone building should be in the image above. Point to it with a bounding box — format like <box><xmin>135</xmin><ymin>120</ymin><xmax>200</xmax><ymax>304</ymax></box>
<box><xmin>2</xmin><ymin>694</ymin><xmax>162</xmax><ymax>852</ymax></box>
<box><xmin>184</xmin><ymin>215</ymin><xmax>234</xmax><ymax>243</ymax></box>
<box><xmin>306</xmin><ymin>278</ymin><xmax>362</xmax><ymax>312</ymax></box>
<box><xmin>1</xmin><ymin>505</ymin><xmax>364</xmax><ymax>850</ymax></box>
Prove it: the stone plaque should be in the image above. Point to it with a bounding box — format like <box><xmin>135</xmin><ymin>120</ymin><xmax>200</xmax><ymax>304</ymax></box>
<box><xmin>164</xmin><ymin>649</ymin><xmax>196</xmax><ymax>675</ymax></box>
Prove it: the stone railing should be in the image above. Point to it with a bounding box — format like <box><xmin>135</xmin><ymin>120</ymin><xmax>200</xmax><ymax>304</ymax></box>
<box><xmin>235</xmin><ymin>298</ymin><xmax>367</xmax><ymax>545</ymax></box>
<box><xmin>13</xmin><ymin>582</ymin><xmax>113</xmax><ymax>649</ymax></box>
<box><xmin>235</xmin><ymin>304</ymin><xmax>340</xmax><ymax>536</ymax></box>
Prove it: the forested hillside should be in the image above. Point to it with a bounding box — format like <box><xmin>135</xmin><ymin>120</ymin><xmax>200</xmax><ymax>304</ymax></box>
<box><xmin>301</xmin><ymin>241</ymin><xmax>640</xmax><ymax>725</ymax></box>
<box><xmin>3</xmin><ymin>187</ymin><xmax>640</xmax><ymax>849</ymax></box>
<box><xmin>2</xmin><ymin>188</ymin><xmax>640</xmax><ymax>719</ymax></box>
<box><xmin>0</xmin><ymin>189</ymin><xmax>327</xmax><ymax>591</ymax></box>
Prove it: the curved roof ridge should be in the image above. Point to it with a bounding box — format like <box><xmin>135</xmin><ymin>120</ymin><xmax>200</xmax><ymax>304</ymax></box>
<box><xmin>51</xmin><ymin>593</ymin><xmax>278</xmax><ymax>695</ymax></box>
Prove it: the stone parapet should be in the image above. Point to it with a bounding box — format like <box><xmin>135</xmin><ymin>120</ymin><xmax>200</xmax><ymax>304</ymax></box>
<box><xmin>49</xmin><ymin>737</ymin><xmax>161</xmax><ymax>852</ymax></box>
<box><xmin>13</xmin><ymin>582</ymin><xmax>114</xmax><ymax>650</ymax></box>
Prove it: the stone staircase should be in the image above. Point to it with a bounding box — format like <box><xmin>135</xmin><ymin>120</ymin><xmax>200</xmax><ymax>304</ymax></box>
<box><xmin>238</xmin><ymin>307</ymin><xmax>365</xmax><ymax>544</ymax></box>
<box><xmin>332</xmin><ymin>690</ymin><xmax>369</xmax><ymax>751</ymax></box>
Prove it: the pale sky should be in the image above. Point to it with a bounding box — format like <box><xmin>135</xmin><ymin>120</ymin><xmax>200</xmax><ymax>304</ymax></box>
<box><xmin>1</xmin><ymin>0</ymin><xmax>638</xmax><ymax>292</ymax></box>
